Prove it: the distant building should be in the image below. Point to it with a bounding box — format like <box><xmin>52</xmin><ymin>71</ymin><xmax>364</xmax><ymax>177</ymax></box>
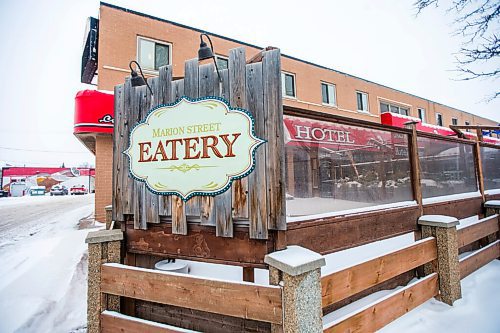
<box><xmin>75</xmin><ymin>2</ymin><xmax>498</xmax><ymax>221</ymax></box>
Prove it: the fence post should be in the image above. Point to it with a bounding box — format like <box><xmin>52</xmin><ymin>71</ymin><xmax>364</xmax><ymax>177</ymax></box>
<box><xmin>85</xmin><ymin>229</ymin><xmax>123</xmax><ymax>333</ymax></box>
<box><xmin>418</xmin><ymin>215</ymin><xmax>461</xmax><ymax>305</ymax></box>
<box><xmin>265</xmin><ymin>245</ymin><xmax>326</xmax><ymax>333</ymax></box>
<box><xmin>484</xmin><ymin>201</ymin><xmax>500</xmax><ymax>247</ymax></box>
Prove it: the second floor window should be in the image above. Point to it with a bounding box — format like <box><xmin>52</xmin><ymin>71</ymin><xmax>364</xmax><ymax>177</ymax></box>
<box><xmin>138</xmin><ymin>37</ymin><xmax>170</xmax><ymax>71</ymax></box>
<box><xmin>282</xmin><ymin>72</ymin><xmax>296</xmax><ymax>98</ymax></box>
<box><xmin>452</xmin><ymin>118</ymin><xmax>458</xmax><ymax>126</ymax></box>
<box><xmin>356</xmin><ymin>91</ymin><xmax>369</xmax><ymax>112</ymax></box>
<box><xmin>418</xmin><ymin>108</ymin><xmax>426</xmax><ymax>123</ymax></box>
<box><xmin>380</xmin><ymin>101</ymin><xmax>409</xmax><ymax>116</ymax></box>
<box><xmin>436</xmin><ymin>113</ymin><xmax>443</xmax><ymax>126</ymax></box>
<box><xmin>321</xmin><ymin>82</ymin><xmax>336</xmax><ymax>106</ymax></box>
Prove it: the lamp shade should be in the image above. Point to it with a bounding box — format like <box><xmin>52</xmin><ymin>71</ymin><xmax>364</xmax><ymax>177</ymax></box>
<box><xmin>198</xmin><ymin>40</ymin><xmax>214</xmax><ymax>60</ymax></box>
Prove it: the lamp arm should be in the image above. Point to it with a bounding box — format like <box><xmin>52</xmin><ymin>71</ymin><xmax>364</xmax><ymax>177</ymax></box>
<box><xmin>200</xmin><ymin>34</ymin><xmax>222</xmax><ymax>83</ymax></box>
<box><xmin>129</xmin><ymin>60</ymin><xmax>154</xmax><ymax>96</ymax></box>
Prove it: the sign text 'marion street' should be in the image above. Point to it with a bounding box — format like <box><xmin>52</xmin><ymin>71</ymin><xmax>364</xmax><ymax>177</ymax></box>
<box><xmin>138</xmin><ymin>133</ymin><xmax>241</xmax><ymax>162</ymax></box>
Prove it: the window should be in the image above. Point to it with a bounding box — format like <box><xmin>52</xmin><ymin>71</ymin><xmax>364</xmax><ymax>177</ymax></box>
<box><xmin>418</xmin><ymin>108</ymin><xmax>426</xmax><ymax>123</ymax></box>
<box><xmin>380</xmin><ymin>101</ymin><xmax>409</xmax><ymax>116</ymax></box>
<box><xmin>451</xmin><ymin>118</ymin><xmax>458</xmax><ymax>126</ymax></box>
<box><xmin>215</xmin><ymin>55</ymin><xmax>228</xmax><ymax>70</ymax></box>
<box><xmin>436</xmin><ymin>113</ymin><xmax>443</xmax><ymax>126</ymax></box>
<box><xmin>321</xmin><ymin>82</ymin><xmax>336</xmax><ymax>106</ymax></box>
<box><xmin>282</xmin><ymin>72</ymin><xmax>296</xmax><ymax>98</ymax></box>
<box><xmin>356</xmin><ymin>91</ymin><xmax>369</xmax><ymax>112</ymax></box>
<box><xmin>137</xmin><ymin>37</ymin><xmax>171</xmax><ymax>71</ymax></box>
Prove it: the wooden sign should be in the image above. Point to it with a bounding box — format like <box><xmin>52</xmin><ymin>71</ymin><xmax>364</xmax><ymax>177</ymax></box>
<box><xmin>124</xmin><ymin>96</ymin><xmax>265</xmax><ymax>201</ymax></box>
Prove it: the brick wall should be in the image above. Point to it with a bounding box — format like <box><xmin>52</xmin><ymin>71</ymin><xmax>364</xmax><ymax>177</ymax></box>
<box><xmin>95</xmin><ymin>135</ymin><xmax>113</xmax><ymax>222</ymax></box>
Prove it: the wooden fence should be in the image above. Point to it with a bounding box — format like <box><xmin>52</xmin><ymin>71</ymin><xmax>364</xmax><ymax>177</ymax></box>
<box><xmin>100</xmin><ymin>263</ymin><xmax>283</xmax><ymax>332</ymax></box>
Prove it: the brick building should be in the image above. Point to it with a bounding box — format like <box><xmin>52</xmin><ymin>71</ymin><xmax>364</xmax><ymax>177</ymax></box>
<box><xmin>75</xmin><ymin>2</ymin><xmax>498</xmax><ymax>221</ymax></box>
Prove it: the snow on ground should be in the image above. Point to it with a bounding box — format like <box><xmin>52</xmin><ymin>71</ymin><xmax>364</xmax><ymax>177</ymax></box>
<box><xmin>0</xmin><ymin>194</ymin><xmax>100</xmax><ymax>333</ymax></box>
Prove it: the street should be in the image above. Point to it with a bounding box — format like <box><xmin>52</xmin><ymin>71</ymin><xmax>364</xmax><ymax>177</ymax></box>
<box><xmin>0</xmin><ymin>194</ymin><xmax>97</xmax><ymax>333</ymax></box>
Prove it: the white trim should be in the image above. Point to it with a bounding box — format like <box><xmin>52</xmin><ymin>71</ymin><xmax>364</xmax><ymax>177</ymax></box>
<box><xmin>136</xmin><ymin>36</ymin><xmax>173</xmax><ymax>73</ymax></box>
<box><xmin>355</xmin><ymin>90</ymin><xmax>369</xmax><ymax>113</ymax></box>
<box><xmin>377</xmin><ymin>96</ymin><xmax>412</xmax><ymax>108</ymax></box>
<box><xmin>485</xmin><ymin>189</ymin><xmax>500</xmax><ymax>195</ymax></box>
<box><xmin>102</xmin><ymin>65</ymin><xmax>130</xmax><ymax>74</ymax></box>
<box><xmin>281</xmin><ymin>71</ymin><xmax>297</xmax><ymax>99</ymax></box>
<box><xmin>422</xmin><ymin>191</ymin><xmax>481</xmax><ymax>205</ymax></box>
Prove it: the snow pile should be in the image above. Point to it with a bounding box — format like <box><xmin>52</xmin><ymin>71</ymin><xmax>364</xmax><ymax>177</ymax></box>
<box><xmin>0</xmin><ymin>194</ymin><xmax>98</xmax><ymax>333</ymax></box>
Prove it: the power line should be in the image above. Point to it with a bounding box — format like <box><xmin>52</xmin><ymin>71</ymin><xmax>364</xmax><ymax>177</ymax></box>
<box><xmin>0</xmin><ymin>146</ymin><xmax>91</xmax><ymax>154</ymax></box>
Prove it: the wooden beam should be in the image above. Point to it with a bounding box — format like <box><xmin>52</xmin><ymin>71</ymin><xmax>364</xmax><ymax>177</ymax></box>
<box><xmin>450</xmin><ymin>125</ymin><xmax>500</xmax><ymax>131</ymax></box>
<box><xmin>101</xmin><ymin>264</ymin><xmax>283</xmax><ymax>324</ymax></box>
<box><xmin>475</xmin><ymin>142</ymin><xmax>486</xmax><ymax>200</ymax></box>
<box><xmin>323</xmin><ymin>273</ymin><xmax>438</xmax><ymax>333</ymax></box>
<box><xmin>457</xmin><ymin>215</ymin><xmax>499</xmax><ymax>248</ymax></box>
<box><xmin>459</xmin><ymin>240</ymin><xmax>500</xmax><ymax>279</ymax></box>
<box><xmin>101</xmin><ymin>311</ymin><xmax>195</xmax><ymax>333</ymax></box>
<box><xmin>321</xmin><ymin>237</ymin><xmax>437</xmax><ymax>308</ymax></box>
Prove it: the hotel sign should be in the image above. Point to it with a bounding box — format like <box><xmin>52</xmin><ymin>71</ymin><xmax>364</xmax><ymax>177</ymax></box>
<box><xmin>124</xmin><ymin>97</ymin><xmax>265</xmax><ymax>201</ymax></box>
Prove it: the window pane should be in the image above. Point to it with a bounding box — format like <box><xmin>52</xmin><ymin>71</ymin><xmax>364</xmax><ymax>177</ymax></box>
<box><xmin>155</xmin><ymin>44</ymin><xmax>169</xmax><ymax>69</ymax></box>
<box><xmin>452</xmin><ymin>118</ymin><xmax>458</xmax><ymax>126</ymax></box>
<box><xmin>418</xmin><ymin>137</ymin><xmax>477</xmax><ymax>198</ymax></box>
<box><xmin>284</xmin><ymin>115</ymin><xmax>413</xmax><ymax>218</ymax></box>
<box><xmin>418</xmin><ymin>109</ymin><xmax>426</xmax><ymax>122</ymax></box>
<box><xmin>356</xmin><ymin>92</ymin><xmax>363</xmax><ymax>110</ymax></box>
<box><xmin>328</xmin><ymin>85</ymin><xmax>336</xmax><ymax>105</ymax></box>
<box><xmin>436</xmin><ymin>114</ymin><xmax>443</xmax><ymax>126</ymax></box>
<box><xmin>390</xmin><ymin>105</ymin><xmax>399</xmax><ymax>114</ymax></box>
<box><xmin>400</xmin><ymin>108</ymin><xmax>409</xmax><ymax>116</ymax></box>
<box><xmin>481</xmin><ymin>146</ymin><xmax>500</xmax><ymax>190</ymax></box>
<box><xmin>138</xmin><ymin>39</ymin><xmax>155</xmax><ymax>70</ymax></box>
<box><xmin>216</xmin><ymin>57</ymin><xmax>228</xmax><ymax>70</ymax></box>
<box><xmin>285</xmin><ymin>74</ymin><xmax>295</xmax><ymax>97</ymax></box>
<box><xmin>362</xmin><ymin>93</ymin><xmax>368</xmax><ymax>111</ymax></box>
<box><xmin>380</xmin><ymin>103</ymin><xmax>390</xmax><ymax>113</ymax></box>
<box><xmin>321</xmin><ymin>83</ymin><xmax>329</xmax><ymax>104</ymax></box>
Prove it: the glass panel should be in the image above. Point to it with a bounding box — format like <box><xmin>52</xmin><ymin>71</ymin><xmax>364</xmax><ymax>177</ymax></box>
<box><xmin>356</xmin><ymin>92</ymin><xmax>363</xmax><ymax>111</ymax></box>
<box><xmin>216</xmin><ymin>57</ymin><xmax>228</xmax><ymax>70</ymax></box>
<box><xmin>284</xmin><ymin>115</ymin><xmax>413</xmax><ymax>218</ymax></box>
<box><xmin>452</xmin><ymin>118</ymin><xmax>458</xmax><ymax>126</ymax></box>
<box><xmin>155</xmin><ymin>43</ymin><xmax>169</xmax><ymax>69</ymax></box>
<box><xmin>418</xmin><ymin>136</ymin><xmax>477</xmax><ymax>198</ymax></box>
<box><xmin>481</xmin><ymin>146</ymin><xmax>500</xmax><ymax>190</ymax></box>
<box><xmin>380</xmin><ymin>103</ymin><xmax>390</xmax><ymax>113</ymax></box>
<box><xmin>390</xmin><ymin>105</ymin><xmax>399</xmax><ymax>114</ymax></box>
<box><xmin>328</xmin><ymin>84</ymin><xmax>336</xmax><ymax>105</ymax></box>
<box><xmin>436</xmin><ymin>114</ymin><xmax>443</xmax><ymax>126</ymax></box>
<box><xmin>285</xmin><ymin>74</ymin><xmax>295</xmax><ymax>97</ymax></box>
<box><xmin>362</xmin><ymin>93</ymin><xmax>368</xmax><ymax>112</ymax></box>
<box><xmin>400</xmin><ymin>108</ymin><xmax>409</xmax><ymax>116</ymax></box>
<box><xmin>138</xmin><ymin>39</ymin><xmax>155</xmax><ymax>70</ymax></box>
<box><xmin>321</xmin><ymin>83</ymin><xmax>329</xmax><ymax>104</ymax></box>
<box><xmin>418</xmin><ymin>108</ymin><xmax>426</xmax><ymax>122</ymax></box>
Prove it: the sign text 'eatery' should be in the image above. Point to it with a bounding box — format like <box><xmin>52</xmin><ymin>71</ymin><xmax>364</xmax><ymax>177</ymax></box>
<box><xmin>124</xmin><ymin>97</ymin><xmax>265</xmax><ymax>201</ymax></box>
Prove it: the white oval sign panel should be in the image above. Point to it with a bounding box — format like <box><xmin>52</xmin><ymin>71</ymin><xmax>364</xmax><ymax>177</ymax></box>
<box><xmin>124</xmin><ymin>97</ymin><xmax>265</xmax><ymax>201</ymax></box>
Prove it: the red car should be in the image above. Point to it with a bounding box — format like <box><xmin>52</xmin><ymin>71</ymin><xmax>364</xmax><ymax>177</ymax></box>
<box><xmin>70</xmin><ymin>185</ymin><xmax>88</xmax><ymax>195</ymax></box>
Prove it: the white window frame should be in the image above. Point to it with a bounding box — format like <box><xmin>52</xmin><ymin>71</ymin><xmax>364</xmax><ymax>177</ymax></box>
<box><xmin>436</xmin><ymin>113</ymin><xmax>443</xmax><ymax>126</ymax></box>
<box><xmin>417</xmin><ymin>108</ymin><xmax>426</xmax><ymax>123</ymax></box>
<box><xmin>281</xmin><ymin>72</ymin><xmax>296</xmax><ymax>99</ymax></box>
<box><xmin>136</xmin><ymin>36</ymin><xmax>173</xmax><ymax>73</ymax></box>
<box><xmin>380</xmin><ymin>101</ymin><xmax>410</xmax><ymax>116</ymax></box>
<box><xmin>356</xmin><ymin>91</ymin><xmax>369</xmax><ymax>113</ymax></box>
<box><xmin>451</xmin><ymin>118</ymin><xmax>458</xmax><ymax>126</ymax></box>
<box><xmin>321</xmin><ymin>82</ymin><xmax>337</xmax><ymax>106</ymax></box>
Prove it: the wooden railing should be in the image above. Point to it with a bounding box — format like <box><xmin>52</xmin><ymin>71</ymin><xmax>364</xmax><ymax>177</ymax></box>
<box><xmin>457</xmin><ymin>214</ymin><xmax>500</xmax><ymax>279</ymax></box>
<box><xmin>100</xmin><ymin>263</ymin><xmax>283</xmax><ymax>332</ymax></box>
<box><xmin>321</xmin><ymin>237</ymin><xmax>438</xmax><ymax>332</ymax></box>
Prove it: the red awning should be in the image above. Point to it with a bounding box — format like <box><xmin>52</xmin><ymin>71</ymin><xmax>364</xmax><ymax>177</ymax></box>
<box><xmin>74</xmin><ymin>90</ymin><xmax>114</xmax><ymax>134</ymax></box>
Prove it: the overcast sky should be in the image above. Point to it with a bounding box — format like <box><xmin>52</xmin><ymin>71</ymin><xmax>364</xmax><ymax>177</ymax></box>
<box><xmin>0</xmin><ymin>0</ymin><xmax>498</xmax><ymax>168</ymax></box>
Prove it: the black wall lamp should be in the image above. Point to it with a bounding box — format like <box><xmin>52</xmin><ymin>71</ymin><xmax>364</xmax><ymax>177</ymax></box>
<box><xmin>198</xmin><ymin>33</ymin><xmax>222</xmax><ymax>82</ymax></box>
<box><xmin>129</xmin><ymin>60</ymin><xmax>153</xmax><ymax>96</ymax></box>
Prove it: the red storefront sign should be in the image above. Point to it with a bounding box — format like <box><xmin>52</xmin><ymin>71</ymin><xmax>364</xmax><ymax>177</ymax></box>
<box><xmin>74</xmin><ymin>90</ymin><xmax>114</xmax><ymax>134</ymax></box>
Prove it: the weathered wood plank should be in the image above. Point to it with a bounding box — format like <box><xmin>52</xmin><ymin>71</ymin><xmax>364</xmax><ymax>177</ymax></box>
<box><xmin>229</xmin><ymin>48</ymin><xmax>249</xmax><ymax>221</ymax></box>
<box><xmin>123</xmin><ymin>79</ymin><xmax>134</xmax><ymax>215</ymax></box>
<box><xmin>246</xmin><ymin>62</ymin><xmax>268</xmax><ymax>239</ymax></box>
<box><xmin>458</xmin><ymin>214</ymin><xmax>499</xmax><ymax>248</ymax></box>
<box><xmin>321</xmin><ymin>237</ymin><xmax>437</xmax><ymax>308</ymax></box>
<box><xmin>183</xmin><ymin>58</ymin><xmax>201</xmax><ymax>218</ymax></box>
<box><xmin>112</xmin><ymin>84</ymin><xmax>124</xmax><ymax>222</ymax></box>
<box><xmin>142</xmin><ymin>77</ymin><xmax>160</xmax><ymax>224</ymax></box>
<box><xmin>169</xmin><ymin>78</ymin><xmax>187</xmax><ymax>235</ymax></box>
<box><xmin>158</xmin><ymin>65</ymin><xmax>173</xmax><ymax>217</ymax></box>
<box><xmin>101</xmin><ymin>263</ymin><xmax>283</xmax><ymax>324</ymax></box>
<box><xmin>459</xmin><ymin>240</ymin><xmax>499</xmax><ymax>279</ymax></box>
<box><xmin>101</xmin><ymin>311</ymin><xmax>194</xmax><ymax>333</ymax></box>
<box><xmin>198</xmin><ymin>63</ymin><xmax>217</xmax><ymax>226</ymax></box>
<box><xmin>262</xmin><ymin>49</ymin><xmax>286</xmax><ymax>230</ymax></box>
<box><xmin>133</xmin><ymin>86</ymin><xmax>147</xmax><ymax>230</ymax></box>
<box><xmin>323</xmin><ymin>273</ymin><xmax>438</xmax><ymax>333</ymax></box>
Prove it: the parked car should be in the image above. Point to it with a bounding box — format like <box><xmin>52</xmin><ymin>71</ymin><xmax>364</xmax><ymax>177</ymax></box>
<box><xmin>30</xmin><ymin>186</ymin><xmax>46</xmax><ymax>196</ymax></box>
<box><xmin>50</xmin><ymin>184</ymin><xmax>68</xmax><ymax>196</ymax></box>
<box><xmin>70</xmin><ymin>185</ymin><xmax>87</xmax><ymax>195</ymax></box>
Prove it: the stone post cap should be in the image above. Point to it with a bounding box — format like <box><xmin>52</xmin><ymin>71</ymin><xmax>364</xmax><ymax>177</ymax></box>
<box><xmin>264</xmin><ymin>245</ymin><xmax>326</xmax><ymax>276</ymax></box>
<box><xmin>85</xmin><ymin>229</ymin><xmax>123</xmax><ymax>244</ymax></box>
<box><xmin>105</xmin><ymin>205</ymin><xmax>113</xmax><ymax>211</ymax></box>
<box><xmin>484</xmin><ymin>200</ymin><xmax>500</xmax><ymax>208</ymax></box>
<box><xmin>418</xmin><ymin>215</ymin><xmax>459</xmax><ymax>228</ymax></box>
